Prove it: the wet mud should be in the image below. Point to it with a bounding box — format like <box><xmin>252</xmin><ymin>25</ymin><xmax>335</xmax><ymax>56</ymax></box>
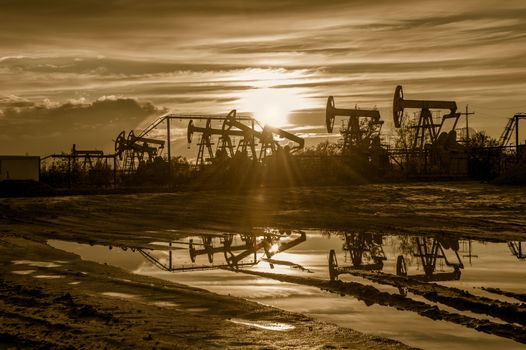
<box><xmin>233</xmin><ymin>269</ymin><xmax>526</xmax><ymax>344</ymax></box>
<box><xmin>0</xmin><ymin>237</ymin><xmax>411</xmax><ymax>349</ymax></box>
<box><xmin>347</xmin><ymin>270</ymin><xmax>526</xmax><ymax>326</ymax></box>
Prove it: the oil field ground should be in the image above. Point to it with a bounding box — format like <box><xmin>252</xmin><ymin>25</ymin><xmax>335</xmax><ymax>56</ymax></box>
<box><xmin>1</xmin><ymin>182</ymin><xmax>526</xmax><ymax>349</ymax></box>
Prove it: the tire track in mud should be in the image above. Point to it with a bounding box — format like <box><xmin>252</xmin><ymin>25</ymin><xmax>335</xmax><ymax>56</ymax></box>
<box><xmin>345</xmin><ymin>270</ymin><xmax>526</xmax><ymax>326</ymax></box>
<box><xmin>233</xmin><ymin>269</ymin><xmax>526</xmax><ymax>344</ymax></box>
<box><xmin>481</xmin><ymin>287</ymin><xmax>526</xmax><ymax>303</ymax></box>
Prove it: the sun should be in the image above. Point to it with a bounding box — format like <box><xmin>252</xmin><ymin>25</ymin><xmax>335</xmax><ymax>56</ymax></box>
<box><xmin>231</xmin><ymin>68</ymin><xmax>315</xmax><ymax>127</ymax></box>
<box><xmin>237</xmin><ymin>88</ymin><xmax>300</xmax><ymax>127</ymax></box>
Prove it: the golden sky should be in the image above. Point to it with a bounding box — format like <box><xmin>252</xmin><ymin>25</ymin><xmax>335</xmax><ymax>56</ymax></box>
<box><xmin>1</xmin><ymin>0</ymin><xmax>526</xmax><ymax>155</ymax></box>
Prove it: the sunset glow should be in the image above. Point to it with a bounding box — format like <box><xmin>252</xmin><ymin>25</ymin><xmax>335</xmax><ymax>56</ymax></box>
<box><xmin>0</xmin><ymin>1</ymin><xmax>525</xmax><ymax>155</ymax></box>
<box><xmin>237</xmin><ymin>87</ymin><xmax>312</xmax><ymax>127</ymax></box>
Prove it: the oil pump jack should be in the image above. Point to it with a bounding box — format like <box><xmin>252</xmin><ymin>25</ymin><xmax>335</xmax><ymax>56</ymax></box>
<box><xmin>114</xmin><ymin>130</ymin><xmax>165</xmax><ymax>174</ymax></box>
<box><xmin>325</xmin><ymin>96</ymin><xmax>384</xmax><ymax>155</ymax></box>
<box><xmin>392</xmin><ymin>86</ymin><xmax>467</xmax><ymax>174</ymax></box>
<box><xmin>187</xmin><ymin>118</ymin><xmax>245</xmax><ymax>169</ymax></box>
<box><xmin>187</xmin><ymin>109</ymin><xmax>304</xmax><ymax>167</ymax></box>
<box><xmin>392</xmin><ymin>85</ymin><xmax>461</xmax><ymax>152</ymax></box>
<box><xmin>325</xmin><ymin>96</ymin><xmax>388</xmax><ymax>173</ymax></box>
<box><xmin>69</xmin><ymin>144</ymin><xmax>104</xmax><ymax>171</ymax></box>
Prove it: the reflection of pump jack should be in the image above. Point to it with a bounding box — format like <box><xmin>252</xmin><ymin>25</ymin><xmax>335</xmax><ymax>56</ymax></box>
<box><xmin>508</xmin><ymin>242</ymin><xmax>525</xmax><ymax>259</ymax></box>
<box><xmin>188</xmin><ymin>231</ymin><xmax>307</xmax><ymax>269</ymax></box>
<box><xmin>140</xmin><ymin>239</ymin><xmax>258</xmax><ymax>272</ymax></box>
<box><xmin>396</xmin><ymin>236</ymin><xmax>464</xmax><ymax>281</ymax></box>
<box><xmin>460</xmin><ymin>239</ymin><xmax>478</xmax><ymax>265</ymax></box>
<box><xmin>224</xmin><ymin>231</ymin><xmax>307</xmax><ymax>269</ymax></box>
<box><xmin>262</xmin><ymin>231</ymin><xmax>307</xmax><ymax>269</ymax></box>
<box><xmin>189</xmin><ymin>235</ymin><xmax>249</xmax><ymax>263</ymax></box>
<box><xmin>328</xmin><ymin>232</ymin><xmax>386</xmax><ymax>281</ymax></box>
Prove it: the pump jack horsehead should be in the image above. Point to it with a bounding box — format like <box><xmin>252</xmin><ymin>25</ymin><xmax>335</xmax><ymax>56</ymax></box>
<box><xmin>393</xmin><ymin>85</ymin><xmax>461</xmax><ymax>152</ymax></box>
<box><xmin>325</xmin><ymin>96</ymin><xmax>384</xmax><ymax>154</ymax></box>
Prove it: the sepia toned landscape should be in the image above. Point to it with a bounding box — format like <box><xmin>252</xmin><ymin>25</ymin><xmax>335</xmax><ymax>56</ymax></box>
<box><xmin>1</xmin><ymin>1</ymin><xmax>526</xmax><ymax>349</ymax></box>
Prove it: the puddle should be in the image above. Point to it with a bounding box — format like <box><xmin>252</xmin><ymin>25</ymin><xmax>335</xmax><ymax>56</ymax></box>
<box><xmin>69</xmin><ymin>281</ymin><xmax>81</xmax><ymax>285</ymax></box>
<box><xmin>101</xmin><ymin>292</ymin><xmax>138</xmax><ymax>299</ymax></box>
<box><xmin>229</xmin><ymin>318</ymin><xmax>295</xmax><ymax>331</ymax></box>
<box><xmin>33</xmin><ymin>275</ymin><xmax>65</xmax><ymax>279</ymax></box>
<box><xmin>12</xmin><ymin>260</ymin><xmax>62</xmax><ymax>268</ymax></box>
<box><xmin>11</xmin><ymin>270</ymin><xmax>35</xmax><ymax>275</ymax></box>
<box><xmin>48</xmin><ymin>231</ymin><xmax>526</xmax><ymax>350</ymax></box>
<box><xmin>184</xmin><ymin>307</ymin><xmax>208</xmax><ymax>313</ymax></box>
<box><xmin>150</xmin><ymin>301</ymin><xmax>178</xmax><ymax>308</ymax></box>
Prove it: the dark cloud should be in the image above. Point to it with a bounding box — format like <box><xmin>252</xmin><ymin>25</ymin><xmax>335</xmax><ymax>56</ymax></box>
<box><xmin>0</xmin><ymin>97</ymin><xmax>164</xmax><ymax>155</ymax></box>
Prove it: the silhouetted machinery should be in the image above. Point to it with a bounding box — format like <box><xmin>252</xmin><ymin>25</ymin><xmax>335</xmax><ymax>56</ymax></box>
<box><xmin>499</xmin><ymin>114</ymin><xmax>526</xmax><ymax>160</ymax></box>
<box><xmin>326</xmin><ymin>96</ymin><xmax>384</xmax><ymax>154</ymax></box>
<box><xmin>328</xmin><ymin>233</ymin><xmax>464</xmax><ymax>282</ymax></box>
<box><xmin>114</xmin><ymin>130</ymin><xmax>165</xmax><ymax>173</ymax></box>
<box><xmin>392</xmin><ymin>85</ymin><xmax>467</xmax><ymax>174</ymax></box>
<box><xmin>187</xmin><ymin>109</ymin><xmax>304</xmax><ymax>167</ymax></box>
<box><xmin>393</xmin><ymin>85</ymin><xmax>461</xmax><ymax>152</ymax></box>
<box><xmin>396</xmin><ymin>236</ymin><xmax>464</xmax><ymax>281</ymax></box>
<box><xmin>329</xmin><ymin>232</ymin><xmax>386</xmax><ymax>281</ymax></box>
<box><xmin>70</xmin><ymin>144</ymin><xmax>104</xmax><ymax>171</ymax></box>
<box><xmin>508</xmin><ymin>241</ymin><xmax>525</xmax><ymax>260</ymax></box>
<box><xmin>187</xmin><ymin>118</ymin><xmax>245</xmax><ymax>168</ymax></box>
<box><xmin>325</xmin><ymin>96</ymin><xmax>388</xmax><ymax>173</ymax></box>
<box><xmin>189</xmin><ymin>230</ymin><xmax>307</xmax><ymax>269</ymax></box>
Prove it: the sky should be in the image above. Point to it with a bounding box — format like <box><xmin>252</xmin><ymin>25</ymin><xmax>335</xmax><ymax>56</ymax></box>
<box><xmin>1</xmin><ymin>0</ymin><xmax>526</xmax><ymax>156</ymax></box>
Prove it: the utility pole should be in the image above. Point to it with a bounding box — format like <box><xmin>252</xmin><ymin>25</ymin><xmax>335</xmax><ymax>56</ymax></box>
<box><xmin>166</xmin><ymin>118</ymin><xmax>171</xmax><ymax>188</ymax></box>
<box><xmin>462</xmin><ymin>105</ymin><xmax>475</xmax><ymax>142</ymax></box>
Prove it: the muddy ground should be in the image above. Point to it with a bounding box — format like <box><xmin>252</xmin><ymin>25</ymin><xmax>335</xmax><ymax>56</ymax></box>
<box><xmin>1</xmin><ymin>182</ymin><xmax>526</xmax><ymax>349</ymax></box>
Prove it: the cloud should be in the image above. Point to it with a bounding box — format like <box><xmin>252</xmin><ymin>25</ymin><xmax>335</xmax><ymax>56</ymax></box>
<box><xmin>0</xmin><ymin>0</ymin><xmax>525</xmax><ymax>145</ymax></box>
<box><xmin>0</xmin><ymin>96</ymin><xmax>165</xmax><ymax>155</ymax></box>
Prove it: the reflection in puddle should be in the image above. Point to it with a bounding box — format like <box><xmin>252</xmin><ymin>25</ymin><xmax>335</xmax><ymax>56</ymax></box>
<box><xmin>229</xmin><ymin>318</ymin><xmax>295</xmax><ymax>331</ymax></box>
<box><xmin>101</xmin><ymin>292</ymin><xmax>138</xmax><ymax>299</ymax></box>
<box><xmin>12</xmin><ymin>260</ymin><xmax>62</xmax><ymax>268</ymax></box>
<box><xmin>11</xmin><ymin>270</ymin><xmax>35</xmax><ymax>275</ymax></box>
<box><xmin>33</xmin><ymin>275</ymin><xmax>65</xmax><ymax>279</ymax></box>
<box><xmin>184</xmin><ymin>307</ymin><xmax>208</xmax><ymax>313</ymax></box>
<box><xmin>150</xmin><ymin>301</ymin><xmax>178</xmax><ymax>308</ymax></box>
<box><xmin>508</xmin><ymin>241</ymin><xmax>525</xmax><ymax>259</ymax></box>
<box><xmin>48</xmin><ymin>231</ymin><xmax>526</xmax><ymax>350</ymax></box>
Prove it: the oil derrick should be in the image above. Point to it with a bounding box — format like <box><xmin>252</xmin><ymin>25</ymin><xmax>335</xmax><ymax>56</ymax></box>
<box><xmin>393</xmin><ymin>85</ymin><xmax>461</xmax><ymax>151</ymax></box>
<box><xmin>499</xmin><ymin>114</ymin><xmax>526</xmax><ymax>160</ymax></box>
<box><xmin>328</xmin><ymin>232</ymin><xmax>386</xmax><ymax>281</ymax></box>
<box><xmin>114</xmin><ymin>130</ymin><xmax>165</xmax><ymax>174</ymax></box>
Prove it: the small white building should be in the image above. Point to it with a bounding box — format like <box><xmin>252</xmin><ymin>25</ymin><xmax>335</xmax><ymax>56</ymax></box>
<box><xmin>0</xmin><ymin>156</ymin><xmax>40</xmax><ymax>181</ymax></box>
